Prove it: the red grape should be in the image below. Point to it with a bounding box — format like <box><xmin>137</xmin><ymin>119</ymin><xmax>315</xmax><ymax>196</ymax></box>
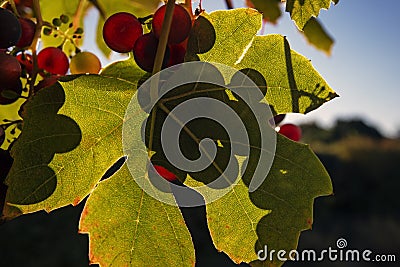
<box><xmin>14</xmin><ymin>0</ymin><xmax>33</xmax><ymax>8</ymax></box>
<box><xmin>16</xmin><ymin>18</ymin><xmax>36</xmax><ymax>48</ymax></box>
<box><xmin>133</xmin><ymin>32</ymin><xmax>170</xmax><ymax>72</ymax></box>
<box><xmin>103</xmin><ymin>12</ymin><xmax>143</xmax><ymax>53</ymax></box>
<box><xmin>278</xmin><ymin>124</ymin><xmax>302</xmax><ymax>141</ymax></box>
<box><xmin>152</xmin><ymin>4</ymin><xmax>192</xmax><ymax>44</ymax></box>
<box><xmin>0</xmin><ymin>8</ymin><xmax>21</xmax><ymax>48</ymax></box>
<box><xmin>0</xmin><ymin>53</ymin><xmax>21</xmax><ymax>89</ymax></box>
<box><xmin>16</xmin><ymin>53</ymin><xmax>33</xmax><ymax>75</ymax></box>
<box><xmin>153</xmin><ymin>165</ymin><xmax>178</xmax><ymax>182</ymax></box>
<box><xmin>37</xmin><ymin>47</ymin><xmax>69</xmax><ymax>76</ymax></box>
<box><xmin>167</xmin><ymin>43</ymin><xmax>186</xmax><ymax>66</ymax></box>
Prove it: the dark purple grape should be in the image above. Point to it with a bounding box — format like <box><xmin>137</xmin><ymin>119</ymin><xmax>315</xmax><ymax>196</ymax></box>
<box><xmin>152</xmin><ymin>4</ymin><xmax>192</xmax><ymax>44</ymax></box>
<box><xmin>269</xmin><ymin>114</ymin><xmax>286</xmax><ymax>126</ymax></box>
<box><xmin>103</xmin><ymin>12</ymin><xmax>143</xmax><ymax>53</ymax></box>
<box><xmin>0</xmin><ymin>52</ymin><xmax>21</xmax><ymax>89</ymax></box>
<box><xmin>0</xmin><ymin>127</ymin><xmax>5</xmax><ymax>146</ymax></box>
<box><xmin>16</xmin><ymin>17</ymin><xmax>36</xmax><ymax>48</ymax></box>
<box><xmin>133</xmin><ymin>33</ymin><xmax>170</xmax><ymax>72</ymax></box>
<box><xmin>0</xmin><ymin>8</ymin><xmax>21</xmax><ymax>48</ymax></box>
<box><xmin>167</xmin><ymin>43</ymin><xmax>186</xmax><ymax>67</ymax></box>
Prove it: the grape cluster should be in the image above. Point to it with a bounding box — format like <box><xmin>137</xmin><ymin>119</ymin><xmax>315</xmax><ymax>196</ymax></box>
<box><xmin>103</xmin><ymin>3</ymin><xmax>192</xmax><ymax>72</ymax></box>
<box><xmin>1</xmin><ymin>6</ymin><xmax>104</xmax><ymax>155</ymax></box>
<box><xmin>0</xmin><ymin>8</ymin><xmax>102</xmax><ymax>107</ymax></box>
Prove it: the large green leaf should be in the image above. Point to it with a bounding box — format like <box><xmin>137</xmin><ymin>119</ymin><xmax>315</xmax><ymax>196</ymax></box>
<box><xmin>3</xmin><ymin>59</ymin><xmax>143</xmax><ymax>217</ymax></box>
<box><xmin>4</xmin><ymin>58</ymin><xmax>194</xmax><ymax>266</ymax></box>
<box><xmin>185</xmin><ymin>8</ymin><xmax>335</xmax><ymax>266</ymax></box>
<box><xmin>207</xmin><ymin>135</ymin><xmax>332</xmax><ymax>266</ymax></box>
<box><xmin>285</xmin><ymin>0</ymin><xmax>333</xmax><ymax>30</ymax></box>
<box><xmin>79</xmin><ymin>165</ymin><xmax>195</xmax><ymax>267</ymax></box>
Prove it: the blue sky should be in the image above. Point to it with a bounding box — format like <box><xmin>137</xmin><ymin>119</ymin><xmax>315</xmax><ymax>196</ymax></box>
<box><xmin>84</xmin><ymin>0</ymin><xmax>400</xmax><ymax>137</ymax></box>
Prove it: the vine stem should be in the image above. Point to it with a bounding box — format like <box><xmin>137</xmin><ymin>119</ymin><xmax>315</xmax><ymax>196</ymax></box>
<box><xmin>148</xmin><ymin>0</ymin><xmax>176</xmax><ymax>156</ymax></box>
<box><xmin>184</xmin><ymin>0</ymin><xmax>193</xmax><ymax>18</ymax></box>
<box><xmin>225</xmin><ymin>0</ymin><xmax>234</xmax><ymax>9</ymax></box>
<box><xmin>8</xmin><ymin>0</ymin><xmax>19</xmax><ymax>16</ymax></box>
<box><xmin>29</xmin><ymin>0</ymin><xmax>44</xmax><ymax>97</ymax></box>
<box><xmin>152</xmin><ymin>0</ymin><xmax>175</xmax><ymax>76</ymax></box>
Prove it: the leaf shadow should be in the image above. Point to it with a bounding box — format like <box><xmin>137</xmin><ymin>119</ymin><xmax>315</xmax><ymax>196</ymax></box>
<box><xmin>5</xmin><ymin>82</ymin><xmax>82</xmax><ymax>207</ymax></box>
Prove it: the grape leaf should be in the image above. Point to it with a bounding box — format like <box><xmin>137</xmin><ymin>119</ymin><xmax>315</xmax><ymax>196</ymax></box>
<box><xmin>247</xmin><ymin>0</ymin><xmax>282</xmax><ymax>24</ymax></box>
<box><xmin>190</xmin><ymin>9</ymin><xmax>337</xmax><ymax>115</ymax></box>
<box><xmin>285</xmin><ymin>0</ymin><xmax>334</xmax><ymax>30</ymax></box>
<box><xmin>3</xmin><ymin>59</ymin><xmax>195</xmax><ymax>266</ymax></box>
<box><xmin>79</xmin><ymin>165</ymin><xmax>195</xmax><ymax>267</ymax></box>
<box><xmin>185</xmin><ymin>8</ymin><xmax>335</xmax><ymax>266</ymax></box>
<box><xmin>302</xmin><ymin>17</ymin><xmax>334</xmax><ymax>55</ymax></box>
<box><xmin>3</xmin><ymin>61</ymin><xmax>142</xmax><ymax>217</ymax></box>
<box><xmin>207</xmin><ymin>135</ymin><xmax>332</xmax><ymax>266</ymax></box>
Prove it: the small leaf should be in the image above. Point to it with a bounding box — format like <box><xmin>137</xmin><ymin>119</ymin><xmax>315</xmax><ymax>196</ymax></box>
<box><xmin>248</xmin><ymin>0</ymin><xmax>282</xmax><ymax>24</ymax></box>
<box><xmin>285</xmin><ymin>0</ymin><xmax>333</xmax><ymax>30</ymax></box>
<box><xmin>302</xmin><ymin>17</ymin><xmax>334</xmax><ymax>55</ymax></box>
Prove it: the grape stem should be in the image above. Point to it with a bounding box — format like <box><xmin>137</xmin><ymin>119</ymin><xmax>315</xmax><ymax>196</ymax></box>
<box><xmin>225</xmin><ymin>0</ymin><xmax>234</xmax><ymax>9</ymax></box>
<box><xmin>29</xmin><ymin>0</ymin><xmax>44</xmax><ymax>97</ymax></box>
<box><xmin>152</xmin><ymin>0</ymin><xmax>175</xmax><ymax>76</ymax></box>
<box><xmin>72</xmin><ymin>0</ymin><xmax>86</xmax><ymax>31</ymax></box>
<box><xmin>184</xmin><ymin>0</ymin><xmax>193</xmax><ymax>17</ymax></box>
<box><xmin>7</xmin><ymin>0</ymin><xmax>19</xmax><ymax>16</ymax></box>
